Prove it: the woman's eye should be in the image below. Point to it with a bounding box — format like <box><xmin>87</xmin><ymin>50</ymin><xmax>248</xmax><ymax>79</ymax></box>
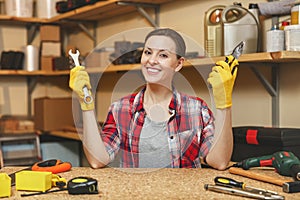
<box><xmin>160</xmin><ymin>53</ymin><xmax>168</xmax><ymax>58</ymax></box>
<box><xmin>144</xmin><ymin>50</ymin><xmax>151</xmax><ymax>55</ymax></box>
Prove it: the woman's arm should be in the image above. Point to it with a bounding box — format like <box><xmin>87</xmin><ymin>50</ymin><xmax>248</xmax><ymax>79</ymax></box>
<box><xmin>69</xmin><ymin>66</ymin><xmax>110</xmax><ymax>168</ymax></box>
<box><xmin>82</xmin><ymin>110</ymin><xmax>110</xmax><ymax>168</ymax></box>
<box><xmin>206</xmin><ymin>55</ymin><xmax>238</xmax><ymax>170</ymax></box>
<box><xmin>205</xmin><ymin>108</ymin><xmax>233</xmax><ymax>170</ymax></box>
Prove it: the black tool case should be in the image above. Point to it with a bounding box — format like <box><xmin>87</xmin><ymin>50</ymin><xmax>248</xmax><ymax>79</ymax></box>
<box><xmin>231</xmin><ymin>126</ymin><xmax>300</xmax><ymax>162</ymax></box>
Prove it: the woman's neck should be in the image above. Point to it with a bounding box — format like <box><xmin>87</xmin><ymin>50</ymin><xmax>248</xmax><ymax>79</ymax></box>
<box><xmin>144</xmin><ymin>83</ymin><xmax>173</xmax><ymax>105</ymax></box>
<box><xmin>143</xmin><ymin>83</ymin><xmax>173</xmax><ymax>122</ymax></box>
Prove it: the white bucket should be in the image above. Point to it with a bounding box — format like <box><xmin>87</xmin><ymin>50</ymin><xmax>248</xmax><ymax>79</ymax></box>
<box><xmin>5</xmin><ymin>0</ymin><xmax>33</xmax><ymax>17</ymax></box>
<box><xmin>36</xmin><ymin>0</ymin><xmax>60</xmax><ymax>19</ymax></box>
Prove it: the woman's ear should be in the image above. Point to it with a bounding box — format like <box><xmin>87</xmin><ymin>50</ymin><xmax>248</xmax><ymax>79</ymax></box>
<box><xmin>175</xmin><ymin>57</ymin><xmax>185</xmax><ymax>72</ymax></box>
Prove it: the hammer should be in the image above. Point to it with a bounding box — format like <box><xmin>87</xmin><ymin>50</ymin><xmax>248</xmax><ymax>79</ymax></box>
<box><xmin>229</xmin><ymin>167</ymin><xmax>300</xmax><ymax>193</ymax></box>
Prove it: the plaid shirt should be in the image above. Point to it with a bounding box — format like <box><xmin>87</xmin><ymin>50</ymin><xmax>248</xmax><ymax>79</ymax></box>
<box><xmin>101</xmin><ymin>87</ymin><xmax>214</xmax><ymax>168</ymax></box>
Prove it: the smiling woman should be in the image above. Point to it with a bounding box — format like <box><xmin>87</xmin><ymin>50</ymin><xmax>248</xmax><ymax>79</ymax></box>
<box><xmin>69</xmin><ymin>28</ymin><xmax>239</xmax><ymax>170</ymax></box>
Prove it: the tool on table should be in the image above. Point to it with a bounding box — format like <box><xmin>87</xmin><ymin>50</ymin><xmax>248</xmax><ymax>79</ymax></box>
<box><xmin>31</xmin><ymin>159</ymin><xmax>72</xmax><ymax>174</ymax></box>
<box><xmin>20</xmin><ymin>176</ymin><xmax>98</xmax><ymax>197</ymax></box>
<box><xmin>204</xmin><ymin>184</ymin><xmax>285</xmax><ymax>200</ymax></box>
<box><xmin>15</xmin><ymin>170</ymin><xmax>66</xmax><ymax>192</ymax></box>
<box><xmin>214</xmin><ymin>176</ymin><xmax>278</xmax><ymax>195</ymax></box>
<box><xmin>233</xmin><ymin>151</ymin><xmax>300</xmax><ymax>181</ymax></box>
<box><xmin>68</xmin><ymin>49</ymin><xmax>93</xmax><ymax>104</ymax></box>
<box><xmin>51</xmin><ymin>174</ymin><xmax>67</xmax><ymax>189</ymax></box>
<box><xmin>67</xmin><ymin>176</ymin><xmax>98</xmax><ymax>194</ymax></box>
<box><xmin>226</xmin><ymin>40</ymin><xmax>245</xmax><ymax>74</ymax></box>
<box><xmin>229</xmin><ymin>167</ymin><xmax>300</xmax><ymax>193</ymax></box>
<box><xmin>9</xmin><ymin>159</ymin><xmax>72</xmax><ymax>186</ymax></box>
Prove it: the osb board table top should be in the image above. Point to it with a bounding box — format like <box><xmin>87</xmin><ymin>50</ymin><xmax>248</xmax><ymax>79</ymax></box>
<box><xmin>1</xmin><ymin>167</ymin><xmax>299</xmax><ymax>200</ymax></box>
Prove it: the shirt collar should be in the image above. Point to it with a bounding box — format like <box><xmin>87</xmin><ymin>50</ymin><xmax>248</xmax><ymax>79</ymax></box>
<box><xmin>133</xmin><ymin>86</ymin><xmax>181</xmax><ymax>114</ymax></box>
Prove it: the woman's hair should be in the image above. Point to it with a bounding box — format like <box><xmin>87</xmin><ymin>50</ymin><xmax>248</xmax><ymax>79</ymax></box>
<box><xmin>144</xmin><ymin>28</ymin><xmax>186</xmax><ymax>59</ymax></box>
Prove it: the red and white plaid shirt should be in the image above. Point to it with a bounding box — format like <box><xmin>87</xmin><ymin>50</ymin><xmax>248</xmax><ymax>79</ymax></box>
<box><xmin>100</xmin><ymin>87</ymin><xmax>215</xmax><ymax>168</ymax></box>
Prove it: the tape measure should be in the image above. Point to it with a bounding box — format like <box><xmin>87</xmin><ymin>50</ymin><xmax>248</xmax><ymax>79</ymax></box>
<box><xmin>67</xmin><ymin>177</ymin><xmax>98</xmax><ymax>195</ymax></box>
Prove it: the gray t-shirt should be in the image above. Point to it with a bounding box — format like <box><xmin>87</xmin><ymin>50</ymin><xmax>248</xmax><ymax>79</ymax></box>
<box><xmin>139</xmin><ymin>115</ymin><xmax>171</xmax><ymax>168</ymax></box>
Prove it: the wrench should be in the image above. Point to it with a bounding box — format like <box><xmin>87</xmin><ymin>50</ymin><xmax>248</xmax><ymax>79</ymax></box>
<box><xmin>69</xmin><ymin>49</ymin><xmax>93</xmax><ymax>104</ymax></box>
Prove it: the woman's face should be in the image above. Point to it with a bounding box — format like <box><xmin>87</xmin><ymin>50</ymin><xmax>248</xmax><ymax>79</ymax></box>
<box><xmin>141</xmin><ymin>35</ymin><xmax>184</xmax><ymax>88</ymax></box>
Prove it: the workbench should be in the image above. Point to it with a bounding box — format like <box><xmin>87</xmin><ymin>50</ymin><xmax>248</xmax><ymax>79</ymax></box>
<box><xmin>1</xmin><ymin>167</ymin><xmax>299</xmax><ymax>199</ymax></box>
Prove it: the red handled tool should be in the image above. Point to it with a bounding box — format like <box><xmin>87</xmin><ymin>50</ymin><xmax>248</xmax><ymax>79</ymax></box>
<box><xmin>31</xmin><ymin>159</ymin><xmax>72</xmax><ymax>174</ymax></box>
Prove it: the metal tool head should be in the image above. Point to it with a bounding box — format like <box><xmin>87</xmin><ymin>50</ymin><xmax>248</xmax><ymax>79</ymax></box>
<box><xmin>232</xmin><ymin>41</ymin><xmax>245</xmax><ymax>59</ymax></box>
<box><xmin>68</xmin><ymin>49</ymin><xmax>80</xmax><ymax>66</ymax></box>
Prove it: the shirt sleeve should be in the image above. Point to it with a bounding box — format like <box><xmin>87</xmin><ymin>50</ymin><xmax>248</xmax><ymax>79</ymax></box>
<box><xmin>101</xmin><ymin>104</ymin><xmax>121</xmax><ymax>161</ymax></box>
<box><xmin>199</xmin><ymin>103</ymin><xmax>215</xmax><ymax>158</ymax></box>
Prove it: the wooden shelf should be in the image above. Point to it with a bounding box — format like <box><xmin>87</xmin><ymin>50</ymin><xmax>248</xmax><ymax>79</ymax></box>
<box><xmin>1</xmin><ymin>51</ymin><xmax>300</xmax><ymax>76</ymax></box>
<box><xmin>0</xmin><ymin>15</ymin><xmax>47</xmax><ymax>24</ymax></box>
<box><xmin>49</xmin><ymin>0</ymin><xmax>173</xmax><ymax>22</ymax></box>
<box><xmin>0</xmin><ymin>0</ymin><xmax>173</xmax><ymax>24</ymax></box>
<box><xmin>0</xmin><ymin>70</ymin><xmax>70</xmax><ymax>76</ymax></box>
<box><xmin>186</xmin><ymin>51</ymin><xmax>300</xmax><ymax>68</ymax></box>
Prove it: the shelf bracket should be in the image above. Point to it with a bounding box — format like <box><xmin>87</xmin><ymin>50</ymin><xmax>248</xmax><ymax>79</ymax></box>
<box><xmin>77</xmin><ymin>22</ymin><xmax>97</xmax><ymax>46</ymax></box>
<box><xmin>250</xmin><ymin>64</ymin><xmax>280</xmax><ymax>127</ymax></box>
<box><xmin>27</xmin><ymin>77</ymin><xmax>38</xmax><ymax>117</ymax></box>
<box><xmin>26</xmin><ymin>24</ymin><xmax>39</xmax><ymax>45</ymax></box>
<box><xmin>117</xmin><ymin>1</ymin><xmax>160</xmax><ymax>28</ymax></box>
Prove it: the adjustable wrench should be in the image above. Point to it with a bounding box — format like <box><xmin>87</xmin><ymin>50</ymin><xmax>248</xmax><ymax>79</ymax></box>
<box><xmin>69</xmin><ymin>49</ymin><xmax>93</xmax><ymax>104</ymax></box>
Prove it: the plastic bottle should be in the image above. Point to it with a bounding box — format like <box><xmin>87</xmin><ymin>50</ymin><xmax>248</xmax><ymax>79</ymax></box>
<box><xmin>248</xmin><ymin>3</ymin><xmax>260</xmax><ymax>25</ymax></box>
<box><xmin>248</xmin><ymin>3</ymin><xmax>261</xmax><ymax>51</ymax></box>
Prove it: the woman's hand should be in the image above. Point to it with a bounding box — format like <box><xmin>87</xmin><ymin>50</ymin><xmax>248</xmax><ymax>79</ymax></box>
<box><xmin>69</xmin><ymin>66</ymin><xmax>94</xmax><ymax>110</ymax></box>
<box><xmin>207</xmin><ymin>55</ymin><xmax>239</xmax><ymax>109</ymax></box>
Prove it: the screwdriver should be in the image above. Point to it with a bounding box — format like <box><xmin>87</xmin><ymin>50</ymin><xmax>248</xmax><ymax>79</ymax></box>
<box><xmin>214</xmin><ymin>176</ymin><xmax>279</xmax><ymax>195</ymax></box>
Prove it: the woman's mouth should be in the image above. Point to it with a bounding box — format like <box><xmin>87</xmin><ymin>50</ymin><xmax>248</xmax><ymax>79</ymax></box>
<box><xmin>146</xmin><ymin>67</ymin><xmax>161</xmax><ymax>74</ymax></box>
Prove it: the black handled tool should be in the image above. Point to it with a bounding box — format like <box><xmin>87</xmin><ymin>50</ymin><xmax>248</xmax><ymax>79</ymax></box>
<box><xmin>226</xmin><ymin>41</ymin><xmax>245</xmax><ymax>75</ymax></box>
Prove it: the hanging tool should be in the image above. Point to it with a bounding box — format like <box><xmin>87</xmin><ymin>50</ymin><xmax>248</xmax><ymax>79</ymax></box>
<box><xmin>68</xmin><ymin>49</ymin><xmax>93</xmax><ymax>104</ymax></box>
<box><xmin>205</xmin><ymin>176</ymin><xmax>285</xmax><ymax>199</ymax></box>
<box><xmin>20</xmin><ymin>176</ymin><xmax>98</xmax><ymax>197</ymax></box>
<box><xmin>233</xmin><ymin>151</ymin><xmax>300</xmax><ymax>181</ymax></box>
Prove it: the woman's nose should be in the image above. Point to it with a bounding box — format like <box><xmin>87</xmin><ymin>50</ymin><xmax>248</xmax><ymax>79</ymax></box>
<box><xmin>149</xmin><ymin>54</ymin><xmax>158</xmax><ymax>65</ymax></box>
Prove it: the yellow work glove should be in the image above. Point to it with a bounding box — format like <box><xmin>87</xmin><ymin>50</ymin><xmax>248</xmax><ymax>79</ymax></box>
<box><xmin>207</xmin><ymin>55</ymin><xmax>238</xmax><ymax>109</ymax></box>
<box><xmin>69</xmin><ymin>66</ymin><xmax>94</xmax><ymax>111</ymax></box>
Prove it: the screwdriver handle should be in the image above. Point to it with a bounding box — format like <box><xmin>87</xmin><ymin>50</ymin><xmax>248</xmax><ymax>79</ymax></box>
<box><xmin>214</xmin><ymin>176</ymin><xmax>245</xmax><ymax>189</ymax></box>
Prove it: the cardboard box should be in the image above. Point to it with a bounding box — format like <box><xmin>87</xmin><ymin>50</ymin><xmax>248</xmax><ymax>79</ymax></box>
<box><xmin>40</xmin><ymin>56</ymin><xmax>53</xmax><ymax>71</ymax></box>
<box><xmin>41</xmin><ymin>42</ymin><xmax>61</xmax><ymax>57</ymax></box>
<box><xmin>85</xmin><ymin>51</ymin><xmax>113</xmax><ymax>68</ymax></box>
<box><xmin>40</xmin><ymin>25</ymin><xmax>60</xmax><ymax>42</ymax></box>
<box><xmin>34</xmin><ymin>97</ymin><xmax>74</xmax><ymax>131</ymax></box>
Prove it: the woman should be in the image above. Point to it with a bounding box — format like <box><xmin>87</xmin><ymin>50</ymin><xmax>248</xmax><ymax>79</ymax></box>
<box><xmin>69</xmin><ymin>28</ymin><xmax>238</xmax><ymax>169</ymax></box>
